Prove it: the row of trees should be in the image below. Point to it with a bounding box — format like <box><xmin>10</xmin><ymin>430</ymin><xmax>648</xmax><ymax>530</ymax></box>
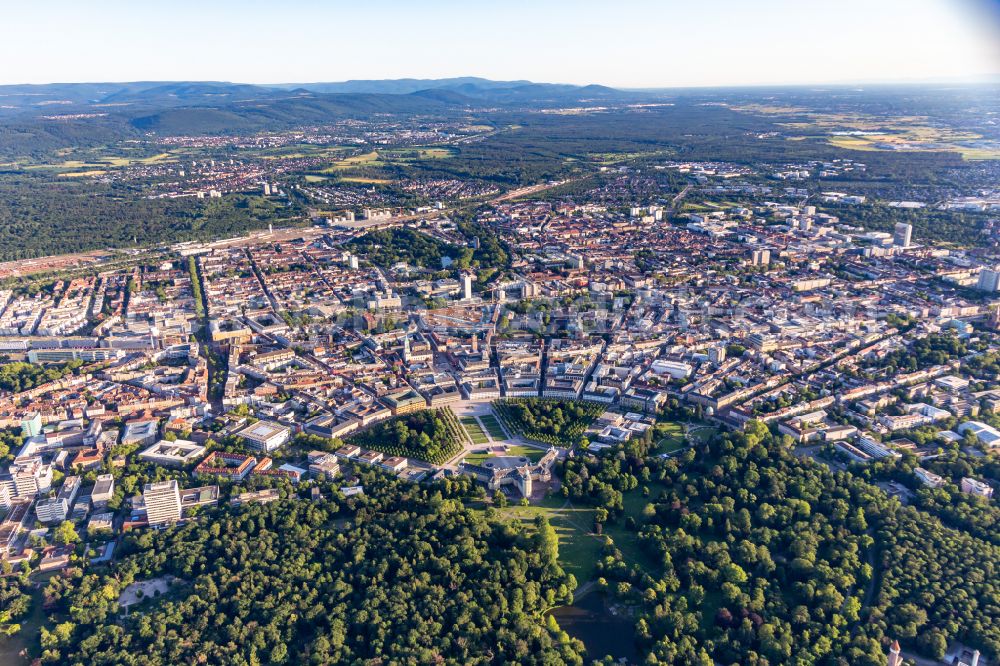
<box><xmin>188</xmin><ymin>256</ymin><xmax>205</xmax><ymax>319</ymax></box>
<box><xmin>494</xmin><ymin>398</ymin><xmax>604</xmax><ymax>447</ymax></box>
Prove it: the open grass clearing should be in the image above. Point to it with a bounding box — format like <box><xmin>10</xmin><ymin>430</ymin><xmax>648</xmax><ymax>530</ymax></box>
<box><xmin>653</xmin><ymin>422</ymin><xmax>686</xmax><ymax>455</ymax></box>
<box><xmin>502</xmin><ymin>495</ymin><xmax>603</xmax><ymax>583</ymax></box>
<box><xmin>339</xmin><ymin>176</ymin><xmax>393</xmax><ymax>184</ymax></box>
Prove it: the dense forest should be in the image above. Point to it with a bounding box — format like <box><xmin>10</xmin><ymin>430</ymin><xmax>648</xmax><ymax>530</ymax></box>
<box><xmin>455</xmin><ymin>217</ymin><xmax>512</xmax><ymax>283</ymax></box>
<box><xmin>38</xmin><ymin>472</ymin><xmax>583</xmax><ymax>665</ymax></box>
<box><xmin>19</xmin><ymin>415</ymin><xmax>1000</xmax><ymax>664</ymax></box>
<box><xmin>559</xmin><ymin>421</ymin><xmax>1000</xmax><ymax>663</ymax></box>
<box><xmin>0</xmin><ymin>175</ymin><xmax>301</xmax><ymax>260</ymax></box>
<box><xmin>0</xmin><ymin>574</ymin><xmax>31</xmax><ymax>638</ymax></box>
<box><xmin>821</xmin><ymin>202</ymin><xmax>993</xmax><ymax>248</ymax></box>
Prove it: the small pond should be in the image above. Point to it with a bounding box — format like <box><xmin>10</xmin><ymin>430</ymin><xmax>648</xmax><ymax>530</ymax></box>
<box><xmin>547</xmin><ymin>592</ymin><xmax>638</xmax><ymax>663</ymax></box>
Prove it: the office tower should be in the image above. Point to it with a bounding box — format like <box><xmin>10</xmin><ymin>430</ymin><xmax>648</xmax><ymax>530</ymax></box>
<box><xmin>893</xmin><ymin>222</ymin><xmax>912</xmax><ymax>248</ymax></box>
<box><xmin>463</xmin><ymin>273</ymin><xmax>474</xmax><ymax>300</ymax></box>
<box><xmin>978</xmin><ymin>267</ymin><xmax>1000</xmax><ymax>293</ymax></box>
<box><xmin>144</xmin><ymin>480</ymin><xmax>182</xmax><ymax>527</ymax></box>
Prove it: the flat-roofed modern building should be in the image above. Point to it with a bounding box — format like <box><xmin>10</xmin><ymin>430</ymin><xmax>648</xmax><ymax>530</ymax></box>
<box><xmin>35</xmin><ymin>497</ymin><xmax>69</xmax><ymax>524</ymax></box>
<box><xmin>957</xmin><ymin>421</ymin><xmax>1000</xmax><ymax>448</ymax></box>
<box><xmin>57</xmin><ymin>475</ymin><xmax>81</xmax><ymax>507</ymax></box>
<box><xmin>138</xmin><ymin>440</ymin><xmax>207</xmax><ymax>467</ymax></box>
<box><xmin>143</xmin><ymin>480</ymin><xmax>182</xmax><ymax>528</ymax></box>
<box><xmin>88</xmin><ymin>512</ymin><xmax>114</xmax><ymax>533</ymax></box>
<box><xmin>91</xmin><ymin>474</ymin><xmax>115</xmax><ymax>506</ymax></box>
<box><xmin>10</xmin><ymin>457</ymin><xmax>53</xmax><ymax>497</ymax></box>
<box><xmin>235</xmin><ymin>420</ymin><xmax>290</xmax><ymax>453</ymax></box>
<box><xmin>180</xmin><ymin>485</ymin><xmax>220</xmax><ymax>510</ymax></box>
<box><xmin>121</xmin><ymin>418</ymin><xmax>160</xmax><ymax>447</ymax></box>
<box><xmin>961</xmin><ymin>477</ymin><xmax>994</xmax><ymax>499</ymax></box>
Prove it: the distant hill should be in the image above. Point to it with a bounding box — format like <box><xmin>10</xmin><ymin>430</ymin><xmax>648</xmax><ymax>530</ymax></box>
<box><xmin>280</xmin><ymin>78</ymin><xmax>631</xmax><ymax>104</ymax></box>
<box><xmin>0</xmin><ymin>77</ymin><xmax>641</xmax><ymax>154</ymax></box>
<box><xmin>98</xmin><ymin>82</ymin><xmax>286</xmax><ymax>106</ymax></box>
<box><xmin>129</xmin><ymin>90</ymin><xmax>472</xmax><ymax>134</ymax></box>
<box><xmin>271</xmin><ymin>77</ymin><xmax>536</xmax><ymax>95</ymax></box>
<box><xmin>0</xmin><ymin>77</ymin><xmax>631</xmax><ymax>118</ymax></box>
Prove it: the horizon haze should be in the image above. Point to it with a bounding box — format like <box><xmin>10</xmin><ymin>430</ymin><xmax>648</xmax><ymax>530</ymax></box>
<box><xmin>1</xmin><ymin>0</ymin><xmax>998</xmax><ymax>88</ymax></box>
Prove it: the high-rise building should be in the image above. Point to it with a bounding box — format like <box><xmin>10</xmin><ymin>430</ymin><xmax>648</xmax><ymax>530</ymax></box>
<box><xmin>20</xmin><ymin>412</ymin><xmax>41</xmax><ymax>438</ymax></box>
<box><xmin>709</xmin><ymin>346</ymin><xmax>727</xmax><ymax>364</ymax></box>
<box><xmin>893</xmin><ymin>222</ymin><xmax>913</xmax><ymax>248</ymax></box>
<box><xmin>144</xmin><ymin>480</ymin><xmax>182</xmax><ymax>527</ymax></box>
<box><xmin>751</xmin><ymin>249</ymin><xmax>770</xmax><ymax>266</ymax></box>
<box><xmin>978</xmin><ymin>267</ymin><xmax>1000</xmax><ymax>293</ymax></box>
<box><xmin>462</xmin><ymin>273</ymin><xmax>474</xmax><ymax>301</ymax></box>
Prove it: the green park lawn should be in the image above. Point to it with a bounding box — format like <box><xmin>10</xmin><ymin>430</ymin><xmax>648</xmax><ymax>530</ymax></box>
<box><xmin>460</xmin><ymin>417</ymin><xmax>490</xmax><ymax>444</ymax></box>
<box><xmin>501</xmin><ymin>495</ymin><xmax>602</xmax><ymax>583</ymax></box>
<box><xmin>480</xmin><ymin>413</ymin><xmax>508</xmax><ymax>439</ymax></box>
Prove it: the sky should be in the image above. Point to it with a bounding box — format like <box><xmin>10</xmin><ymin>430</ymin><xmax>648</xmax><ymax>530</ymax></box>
<box><xmin>1</xmin><ymin>0</ymin><xmax>998</xmax><ymax>88</ymax></box>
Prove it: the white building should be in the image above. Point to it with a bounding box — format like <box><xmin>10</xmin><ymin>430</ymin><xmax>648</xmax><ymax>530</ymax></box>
<box><xmin>10</xmin><ymin>458</ymin><xmax>53</xmax><ymax>497</ymax></box>
<box><xmin>650</xmin><ymin>359</ymin><xmax>694</xmax><ymax>380</ymax></box>
<box><xmin>977</xmin><ymin>267</ymin><xmax>1000</xmax><ymax>293</ymax></box>
<box><xmin>91</xmin><ymin>474</ymin><xmax>115</xmax><ymax>506</ymax></box>
<box><xmin>35</xmin><ymin>497</ymin><xmax>69</xmax><ymax>524</ymax></box>
<box><xmin>462</xmin><ymin>273</ymin><xmax>474</xmax><ymax>301</ymax></box>
<box><xmin>138</xmin><ymin>440</ymin><xmax>207</xmax><ymax>467</ymax></box>
<box><xmin>957</xmin><ymin>421</ymin><xmax>1000</xmax><ymax>448</ymax></box>
<box><xmin>236</xmin><ymin>420</ymin><xmax>290</xmax><ymax>453</ymax></box>
<box><xmin>960</xmin><ymin>477</ymin><xmax>994</xmax><ymax>499</ymax></box>
<box><xmin>914</xmin><ymin>467</ymin><xmax>945</xmax><ymax>488</ymax></box>
<box><xmin>144</xmin><ymin>480</ymin><xmax>182</xmax><ymax>527</ymax></box>
<box><xmin>893</xmin><ymin>222</ymin><xmax>912</xmax><ymax>248</ymax></box>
